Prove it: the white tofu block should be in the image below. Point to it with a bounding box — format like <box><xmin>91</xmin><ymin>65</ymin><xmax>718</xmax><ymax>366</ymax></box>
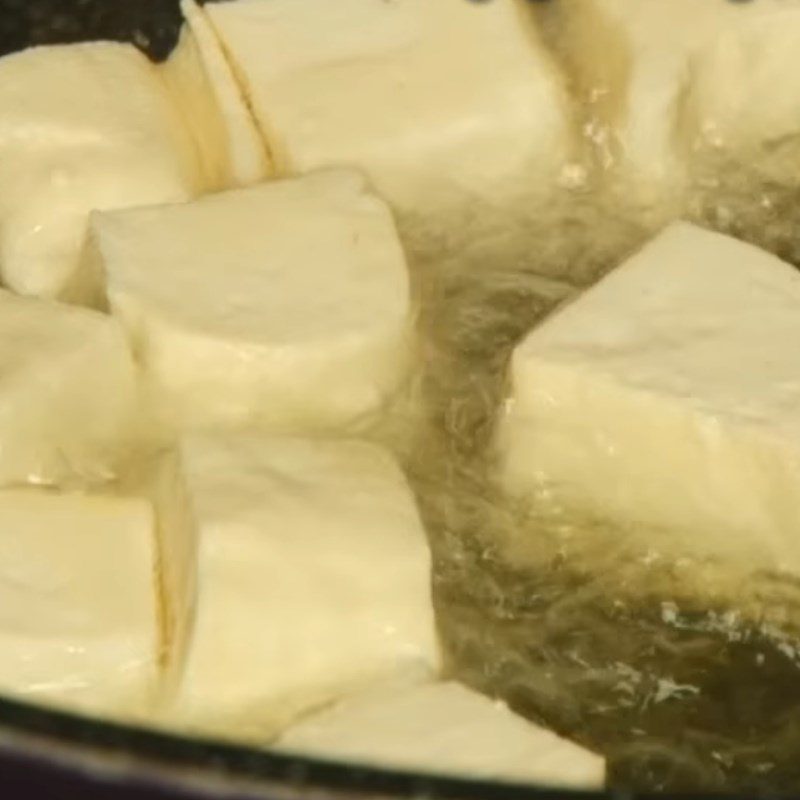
<box><xmin>684</xmin><ymin>3</ymin><xmax>800</xmax><ymax>183</ymax></box>
<box><xmin>89</xmin><ymin>170</ymin><xmax>412</xmax><ymax>435</ymax></box>
<box><xmin>555</xmin><ymin>0</ymin><xmax>800</xmax><ymax>212</ymax></box>
<box><xmin>0</xmin><ymin>290</ymin><xmax>142</xmax><ymax>489</ymax></box>
<box><xmin>500</xmin><ymin>222</ymin><xmax>800</xmax><ymax>576</ymax></box>
<box><xmin>206</xmin><ymin>0</ymin><xmax>574</xmax><ymax>261</ymax></box>
<box><xmin>278</xmin><ymin>681</ymin><xmax>604</xmax><ymax>790</ymax></box>
<box><xmin>162</xmin><ymin>435</ymin><xmax>438</xmax><ymax>739</ymax></box>
<box><xmin>0</xmin><ymin>42</ymin><xmax>204</xmax><ymax>304</ymax></box>
<box><xmin>0</xmin><ymin>489</ymin><xmax>159</xmax><ymax>720</ymax></box>
<box><xmin>161</xmin><ymin>0</ymin><xmax>271</xmax><ymax>189</ymax></box>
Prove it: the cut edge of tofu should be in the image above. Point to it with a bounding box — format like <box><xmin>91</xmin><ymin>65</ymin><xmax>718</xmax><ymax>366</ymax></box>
<box><xmin>160</xmin><ymin>20</ymin><xmax>226</xmax><ymax>192</ymax></box>
<box><xmin>83</xmin><ymin>170</ymin><xmax>416</xmax><ymax>436</ymax></box>
<box><xmin>161</xmin><ymin>0</ymin><xmax>272</xmax><ymax>189</ymax></box>
<box><xmin>202</xmin><ymin>0</ymin><xmax>591</xmax><ymax>285</ymax></box>
<box><xmin>147</xmin><ymin>433</ymin><xmax>440</xmax><ymax>739</ymax></box>
<box><xmin>0</xmin><ymin>289</ymin><xmax>151</xmax><ymax>490</ymax></box>
<box><xmin>277</xmin><ymin>680</ymin><xmax>606</xmax><ymax>790</ymax></box>
<box><xmin>182</xmin><ymin>0</ymin><xmax>272</xmax><ymax>184</ymax></box>
<box><xmin>202</xmin><ymin>2</ymin><xmax>286</xmax><ymax>177</ymax></box>
<box><xmin>140</xmin><ymin>448</ymin><xmax>198</xmax><ymax>704</ymax></box>
<box><xmin>160</xmin><ymin>4</ymin><xmax>265</xmax><ymax>190</ymax></box>
<box><xmin>0</xmin><ymin>487</ymin><xmax>162</xmax><ymax>721</ymax></box>
<box><xmin>497</xmin><ymin>222</ymin><xmax>800</xmax><ymax>589</ymax></box>
<box><xmin>0</xmin><ymin>41</ymin><xmax>204</xmax><ymax>306</ymax></box>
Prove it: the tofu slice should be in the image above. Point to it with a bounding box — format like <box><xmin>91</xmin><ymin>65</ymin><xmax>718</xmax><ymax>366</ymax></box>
<box><xmin>0</xmin><ymin>489</ymin><xmax>158</xmax><ymax>720</ymax></box>
<box><xmin>682</xmin><ymin>2</ymin><xmax>800</xmax><ymax>184</ymax></box>
<box><xmin>278</xmin><ymin>681</ymin><xmax>604</xmax><ymax>790</ymax></box>
<box><xmin>0</xmin><ymin>290</ymin><xmax>141</xmax><ymax>489</ymax></box>
<box><xmin>161</xmin><ymin>0</ymin><xmax>271</xmax><ymax>189</ymax></box>
<box><xmin>87</xmin><ymin>170</ymin><xmax>412</xmax><ymax>435</ymax></box>
<box><xmin>551</xmin><ymin>0</ymin><xmax>800</xmax><ymax>220</ymax></box>
<box><xmin>160</xmin><ymin>435</ymin><xmax>438</xmax><ymax>740</ymax></box>
<box><xmin>206</xmin><ymin>0</ymin><xmax>575</xmax><ymax>268</ymax></box>
<box><xmin>0</xmin><ymin>42</ymin><xmax>204</xmax><ymax>305</ymax></box>
<box><xmin>499</xmin><ymin>222</ymin><xmax>800</xmax><ymax>578</ymax></box>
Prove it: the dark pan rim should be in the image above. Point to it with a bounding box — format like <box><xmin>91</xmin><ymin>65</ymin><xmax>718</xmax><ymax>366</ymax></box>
<box><xmin>0</xmin><ymin>692</ymin><xmax>626</xmax><ymax>800</ymax></box>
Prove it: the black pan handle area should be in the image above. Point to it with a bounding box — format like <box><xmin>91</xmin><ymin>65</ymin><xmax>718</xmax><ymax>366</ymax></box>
<box><xmin>0</xmin><ymin>0</ymin><xmax>187</xmax><ymax>62</ymax></box>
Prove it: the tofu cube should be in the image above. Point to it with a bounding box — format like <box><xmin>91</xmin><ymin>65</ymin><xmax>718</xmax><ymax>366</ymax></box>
<box><xmin>683</xmin><ymin>2</ymin><xmax>800</xmax><ymax>183</ymax></box>
<box><xmin>552</xmin><ymin>0</ymin><xmax>800</xmax><ymax>219</ymax></box>
<box><xmin>499</xmin><ymin>223</ymin><xmax>800</xmax><ymax>578</ymax></box>
<box><xmin>88</xmin><ymin>170</ymin><xmax>412</xmax><ymax>435</ymax></box>
<box><xmin>206</xmin><ymin>0</ymin><xmax>575</xmax><ymax>269</ymax></box>
<box><xmin>161</xmin><ymin>0</ymin><xmax>270</xmax><ymax>189</ymax></box>
<box><xmin>278</xmin><ymin>681</ymin><xmax>604</xmax><ymax>789</ymax></box>
<box><xmin>0</xmin><ymin>42</ymin><xmax>204</xmax><ymax>304</ymax></box>
<box><xmin>160</xmin><ymin>435</ymin><xmax>438</xmax><ymax>739</ymax></box>
<box><xmin>0</xmin><ymin>489</ymin><xmax>159</xmax><ymax>720</ymax></box>
<box><xmin>0</xmin><ymin>290</ymin><xmax>142</xmax><ymax>489</ymax></box>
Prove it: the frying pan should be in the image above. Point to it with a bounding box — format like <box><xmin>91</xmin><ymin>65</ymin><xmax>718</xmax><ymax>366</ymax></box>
<box><xmin>0</xmin><ymin>2</ymin><xmax>758</xmax><ymax>798</ymax></box>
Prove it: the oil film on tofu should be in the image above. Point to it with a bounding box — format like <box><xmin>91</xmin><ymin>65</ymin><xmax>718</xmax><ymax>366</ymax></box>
<box><xmin>3</xmin><ymin>0</ymin><xmax>800</xmax><ymax>795</ymax></box>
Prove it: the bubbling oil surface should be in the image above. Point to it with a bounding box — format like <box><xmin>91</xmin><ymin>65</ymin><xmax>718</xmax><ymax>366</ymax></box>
<box><xmin>373</xmin><ymin>169</ymin><xmax>800</xmax><ymax>794</ymax></box>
